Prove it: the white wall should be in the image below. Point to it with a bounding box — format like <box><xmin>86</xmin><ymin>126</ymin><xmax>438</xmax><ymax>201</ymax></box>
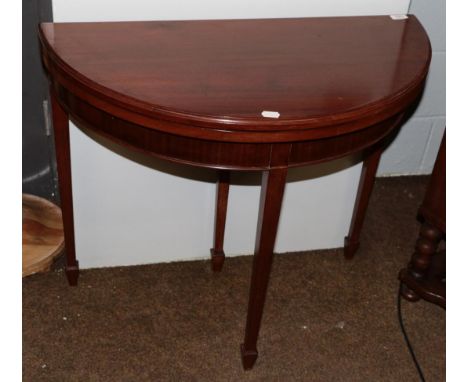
<box><xmin>51</xmin><ymin>0</ymin><xmax>444</xmax><ymax>269</ymax></box>
<box><xmin>377</xmin><ymin>0</ymin><xmax>446</xmax><ymax>175</ymax></box>
<box><xmin>52</xmin><ymin>0</ymin><xmax>410</xmax><ymax>21</ymax></box>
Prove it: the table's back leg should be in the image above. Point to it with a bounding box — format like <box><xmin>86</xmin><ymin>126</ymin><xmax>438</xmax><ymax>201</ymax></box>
<box><xmin>211</xmin><ymin>170</ymin><xmax>230</xmax><ymax>271</ymax></box>
<box><xmin>241</xmin><ymin>167</ymin><xmax>288</xmax><ymax>370</ymax></box>
<box><xmin>50</xmin><ymin>88</ymin><xmax>79</xmax><ymax>285</ymax></box>
<box><xmin>344</xmin><ymin>145</ymin><xmax>383</xmax><ymax>259</ymax></box>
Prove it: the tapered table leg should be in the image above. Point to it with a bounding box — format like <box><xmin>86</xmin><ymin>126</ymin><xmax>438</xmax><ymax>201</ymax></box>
<box><xmin>241</xmin><ymin>167</ymin><xmax>288</xmax><ymax>370</ymax></box>
<box><xmin>210</xmin><ymin>171</ymin><xmax>230</xmax><ymax>272</ymax></box>
<box><xmin>50</xmin><ymin>88</ymin><xmax>79</xmax><ymax>285</ymax></box>
<box><xmin>344</xmin><ymin>145</ymin><xmax>383</xmax><ymax>259</ymax></box>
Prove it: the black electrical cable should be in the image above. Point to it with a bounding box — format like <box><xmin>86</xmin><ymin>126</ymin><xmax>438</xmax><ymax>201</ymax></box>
<box><xmin>397</xmin><ymin>282</ymin><xmax>426</xmax><ymax>382</ymax></box>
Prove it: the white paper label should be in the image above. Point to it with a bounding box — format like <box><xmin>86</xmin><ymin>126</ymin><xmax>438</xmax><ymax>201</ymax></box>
<box><xmin>261</xmin><ymin>111</ymin><xmax>280</xmax><ymax>118</ymax></box>
<box><xmin>390</xmin><ymin>14</ymin><xmax>408</xmax><ymax>20</ymax></box>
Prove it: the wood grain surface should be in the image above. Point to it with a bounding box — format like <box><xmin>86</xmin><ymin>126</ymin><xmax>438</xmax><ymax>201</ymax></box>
<box><xmin>22</xmin><ymin>194</ymin><xmax>64</xmax><ymax>277</ymax></box>
<box><xmin>39</xmin><ymin>16</ymin><xmax>431</xmax><ymax>139</ymax></box>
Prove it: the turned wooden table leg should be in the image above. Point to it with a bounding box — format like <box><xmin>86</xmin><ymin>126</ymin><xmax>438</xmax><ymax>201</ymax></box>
<box><xmin>241</xmin><ymin>167</ymin><xmax>288</xmax><ymax>370</ymax></box>
<box><xmin>400</xmin><ymin>221</ymin><xmax>444</xmax><ymax>301</ymax></box>
<box><xmin>410</xmin><ymin>221</ymin><xmax>444</xmax><ymax>279</ymax></box>
<box><xmin>344</xmin><ymin>145</ymin><xmax>383</xmax><ymax>259</ymax></box>
<box><xmin>50</xmin><ymin>88</ymin><xmax>79</xmax><ymax>286</ymax></box>
<box><xmin>211</xmin><ymin>171</ymin><xmax>230</xmax><ymax>272</ymax></box>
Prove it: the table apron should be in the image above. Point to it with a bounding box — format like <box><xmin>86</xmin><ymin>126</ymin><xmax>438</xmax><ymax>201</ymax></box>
<box><xmin>57</xmin><ymin>88</ymin><xmax>405</xmax><ymax>171</ymax></box>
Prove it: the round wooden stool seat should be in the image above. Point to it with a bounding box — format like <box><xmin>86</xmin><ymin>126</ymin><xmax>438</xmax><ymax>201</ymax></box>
<box><xmin>22</xmin><ymin>194</ymin><xmax>64</xmax><ymax>277</ymax></box>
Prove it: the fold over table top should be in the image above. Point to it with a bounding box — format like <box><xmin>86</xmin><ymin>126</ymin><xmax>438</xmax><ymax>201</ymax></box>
<box><xmin>40</xmin><ymin>16</ymin><xmax>431</xmax><ymax>137</ymax></box>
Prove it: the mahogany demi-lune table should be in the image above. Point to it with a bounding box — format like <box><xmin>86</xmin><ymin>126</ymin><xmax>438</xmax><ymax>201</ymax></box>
<box><xmin>39</xmin><ymin>16</ymin><xmax>431</xmax><ymax>370</ymax></box>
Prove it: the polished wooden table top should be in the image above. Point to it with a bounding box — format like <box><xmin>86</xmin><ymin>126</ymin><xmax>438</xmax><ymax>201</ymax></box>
<box><xmin>40</xmin><ymin>16</ymin><xmax>430</xmax><ymax>141</ymax></box>
<box><xmin>39</xmin><ymin>16</ymin><xmax>431</xmax><ymax>371</ymax></box>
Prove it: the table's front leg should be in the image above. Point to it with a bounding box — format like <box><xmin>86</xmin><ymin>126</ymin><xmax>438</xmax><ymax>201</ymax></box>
<box><xmin>344</xmin><ymin>144</ymin><xmax>383</xmax><ymax>259</ymax></box>
<box><xmin>241</xmin><ymin>167</ymin><xmax>288</xmax><ymax>370</ymax></box>
<box><xmin>50</xmin><ymin>88</ymin><xmax>79</xmax><ymax>286</ymax></box>
<box><xmin>211</xmin><ymin>170</ymin><xmax>230</xmax><ymax>271</ymax></box>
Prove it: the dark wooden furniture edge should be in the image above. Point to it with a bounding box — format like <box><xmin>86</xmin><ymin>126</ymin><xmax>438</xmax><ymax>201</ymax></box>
<box><xmin>399</xmin><ymin>133</ymin><xmax>445</xmax><ymax>309</ymax></box>
<box><xmin>38</xmin><ymin>17</ymin><xmax>430</xmax><ymax>143</ymax></box>
<box><xmin>399</xmin><ymin>250</ymin><xmax>446</xmax><ymax>308</ymax></box>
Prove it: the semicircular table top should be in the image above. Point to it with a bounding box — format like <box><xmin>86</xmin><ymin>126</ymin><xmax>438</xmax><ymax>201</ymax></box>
<box><xmin>39</xmin><ymin>16</ymin><xmax>431</xmax><ymax>132</ymax></box>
